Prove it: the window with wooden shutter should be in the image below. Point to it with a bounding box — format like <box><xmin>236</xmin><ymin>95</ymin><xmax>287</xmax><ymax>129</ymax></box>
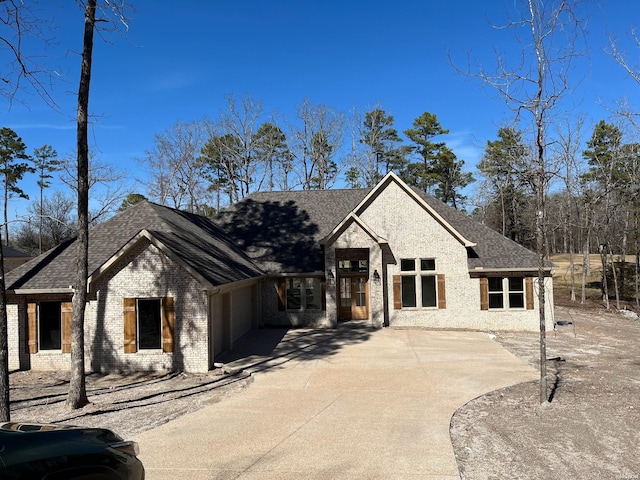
<box><xmin>480</xmin><ymin>277</ymin><xmax>489</xmax><ymax>311</ymax></box>
<box><xmin>525</xmin><ymin>277</ymin><xmax>534</xmax><ymax>310</ymax></box>
<box><xmin>437</xmin><ymin>274</ymin><xmax>446</xmax><ymax>309</ymax></box>
<box><xmin>61</xmin><ymin>302</ymin><xmax>73</xmax><ymax>353</ymax></box>
<box><xmin>38</xmin><ymin>302</ymin><xmax>62</xmax><ymax>350</ymax></box>
<box><xmin>27</xmin><ymin>303</ymin><xmax>37</xmax><ymax>354</ymax></box>
<box><xmin>123</xmin><ymin>298</ymin><xmax>137</xmax><ymax>353</ymax></box>
<box><xmin>162</xmin><ymin>297</ymin><xmax>175</xmax><ymax>353</ymax></box>
<box><xmin>393</xmin><ymin>275</ymin><xmax>401</xmax><ymax>310</ymax></box>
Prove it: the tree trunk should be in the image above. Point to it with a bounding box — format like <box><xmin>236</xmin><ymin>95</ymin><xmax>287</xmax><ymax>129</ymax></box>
<box><xmin>569</xmin><ymin>240</ymin><xmax>576</xmax><ymax>302</ymax></box>
<box><xmin>610</xmin><ymin>246</ymin><xmax>620</xmax><ymax>310</ymax></box>
<box><xmin>621</xmin><ymin>209</ymin><xmax>630</xmax><ymax>296</ymax></box>
<box><xmin>600</xmin><ymin>244</ymin><xmax>610</xmax><ymax>310</ymax></box>
<box><xmin>0</xmin><ymin>232</ymin><xmax>10</xmax><ymax>421</ymax></box>
<box><xmin>3</xmin><ymin>175</ymin><xmax>8</xmax><ymax>246</ymax></box>
<box><xmin>536</xmin><ymin>169</ymin><xmax>547</xmax><ymax>404</ymax></box>
<box><xmin>67</xmin><ymin>0</ymin><xmax>96</xmax><ymax>410</ymax></box>
<box><xmin>636</xmin><ymin>252</ymin><xmax>639</xmax><ymax>308</ymax></box>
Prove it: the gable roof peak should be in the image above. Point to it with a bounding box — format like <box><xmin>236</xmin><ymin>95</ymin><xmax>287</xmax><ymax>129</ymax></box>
<box><xmin>353</xmin><ymin>172</ymin><xmax>476</xmax><ymax>248</ymax></box>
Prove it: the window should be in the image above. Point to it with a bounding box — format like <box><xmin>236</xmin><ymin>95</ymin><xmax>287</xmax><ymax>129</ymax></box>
<box><xmin>278</xmin><ymin>277</ymin><xmax>324</xmax><ymax>311</ymax></box>
<box><xmin>400</xmin><ymin>259</ymin><xmax>415</xmax><ymax>271</ymax></box>
<box><xmin>306</xmin><ymin>278</ymin><xmax>322</xmax><ymax>310</ymax></box>
<box><xmin>508</xmin><ymin>277</ymin><xmax>525</xmax><ymax>308</ymax></box>
<box><xmin>39</xmin><ymin>302</ymin><xmax>61</xmax><ymax>350</ymax></box>
<box><xmin>421</xmin><ymin>275</ymin><xmax>437</xmax><ymax>307</ymax></box>
<box><xmin>338</xmin><ymin>259</ymin><xmax>368</xmax><ymax>273</ymax></box>
<box><xmin>394</xmin><ymin>258</ymin><xmax>445</xmax><ymax>310</ymax></box>
<box><xmin>137</xmin><ymin>299</ymin><xmax>162</xmax><ymax>350</ymax></box>
<box><xmin>26</xmin><ymin>301</ymin><xmax>72</xmax><ymax>354</ymax></box>
<box><xmin>124</xmin><ymin>297</ymin><xmax>174</xmax><ymax>353</ymax></box>
<box><xmin>421</xmin><ymin>259</ymin><xmax>436</xmax><ymax>271</ymax></box>
<box><xmin>401</xmin><ymin>276</ymin><xmax>417</xmax><ymax>307</ymax></box>
<box><xmin>483</xmin><ymin>277</ymin><xmax>528</xmax><ymax>310</ymax></box>
<box><xmin>286</xmin><ymin>278</ymin><xmax>303</xmax><ymax>310</ymax></box>
<box><xmin>488</xmin><ymin>277</ymin><xmax>504</xmax><ymax>309</ymax></box>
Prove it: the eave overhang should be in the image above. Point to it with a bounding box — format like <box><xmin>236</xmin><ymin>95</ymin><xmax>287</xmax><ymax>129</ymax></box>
<box><xmin>468</xmin><ymin>266</ymin><xmax>553</xmax><ymax>278</ymax></box>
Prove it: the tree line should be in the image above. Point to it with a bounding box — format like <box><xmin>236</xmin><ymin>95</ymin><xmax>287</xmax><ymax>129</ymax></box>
<box><xmin>137</xmin><ymin>95</ymin><xmax>475</xmax><ymax>214</ymax></box>
<box><xmin>475</xmin><ymin>119</ymin><xmax>640</xmax><ymax>308</ymax></box>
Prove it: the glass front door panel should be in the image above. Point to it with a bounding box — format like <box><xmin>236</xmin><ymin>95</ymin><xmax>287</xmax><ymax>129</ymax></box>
<box><xmin>340</xmin><ymin>277</ymin><xmax>351</xmax><ymax>308</ymax></box>
<box><xmin>355</xmin><ymin>278</ymin><xmax>367</xmax><ymax>307</ymax></box>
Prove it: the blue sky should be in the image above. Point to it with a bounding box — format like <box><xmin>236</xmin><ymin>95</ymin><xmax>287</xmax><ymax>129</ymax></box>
<box><xmin>4</xmin><ymin>0</ymin><xmax>640</xmax><ymax>221</ymax></box>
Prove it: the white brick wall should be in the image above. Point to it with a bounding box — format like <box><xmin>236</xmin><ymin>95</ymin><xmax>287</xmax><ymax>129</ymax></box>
<box><xmin>357</xmin><ymin>180</ymin><xmax>554</xmax><ymax>331</ymax></box>
<box><xmin>8</xmin><ymin>240</ymin><xmax>212</xmax><ymax>373</ymax></box>
<box><xmin>87</xmin><ymin>240</ymin><xmax>210</xmax><ymax>372</ymax></box>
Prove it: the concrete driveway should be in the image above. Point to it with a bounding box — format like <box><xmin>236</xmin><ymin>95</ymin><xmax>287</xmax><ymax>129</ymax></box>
<box><xmin>134</xmin><ymin>324</ymin><xmax>537</xmax><ymax>479</ymax></box>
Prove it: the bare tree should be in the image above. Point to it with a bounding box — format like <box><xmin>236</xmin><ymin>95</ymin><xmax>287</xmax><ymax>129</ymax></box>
<box><xmin>68</xmin><ymin>0</ymin><xmax>130</xmax><ymax>410</ymax></box>
<box><xmin>67</xmin><ymin>0</ymin><xmax>98</xmax><ymax>411</ymax></box>
<box><xmin>290</xmin><ymin>98</ymin><xmax>343</xmax><ymax>190</ymax></box>
<box><xmin>59</xmin><ymin>152</ymin><xmax>127</xmax><ymax>223</ymax></box>
<box><xmin>140</xmin><ymin>119</ymin><xmax>211</xmax><ymax>213</ymax></box>
<box><xmin>553</xmin><ymin>117</ymin><xmax>585</xmax><ymax>302</ymax></box>
<box><xmin>610</xmin><ymin>29</ymin><xmax>640</xmax><ymax>87</ymax></box>
<box><xmin>0</xmin><ymin>1</ymin><xmax>58</xmax><ymax>108</ymax></box>
<box><xmin>458</xmin><ymin>0</ymin><xmax>585</xmax><ymax>403</ymax></box>
<box><xmin>219</xmin><ymin>94</ymin><xmax>263</xmax><ymax>198</ymax></box>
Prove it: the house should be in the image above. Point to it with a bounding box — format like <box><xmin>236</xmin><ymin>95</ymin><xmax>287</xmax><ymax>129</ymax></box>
<box><xmin>6</xmin><ymin>203</ymin><xmax>263</xmax><ymax>373</ymax></box>
<box><xmin>2</xmin><ymin>245</ymin><xmax>31</xmax><ymax>272</ymax></box>
<box><xmin>5</xmin><ymin>172</ymin><xmax>554</xmax><ymax>373</ymax></box>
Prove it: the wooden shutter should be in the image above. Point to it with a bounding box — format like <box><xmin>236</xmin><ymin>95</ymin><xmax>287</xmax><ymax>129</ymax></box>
<box><xmin>480</xmin><ymin>277</ymin><xmax>489</xmax><ymax>311</ymax></box>
<box><xmin>525</xmin><ymin>277</ymin><xmax>534</xmax><ymax>310</ymax></box>
<box><xmin>277</xmin><ymin>278</ymin><xmax>286</xmax><ymax>311</ymax></box>
<box><xmin>162</xmin><ymin>297</ymin><xmax>175</xmax><ymax>353</ymax></box>
<box><xmin>27</xmin><ymin>303</ymin><xmax>38</xmax><ymax>354</ymax></box>
<box><xmin>437</xmin><ymin>274</ymin><xmax>446</xmax><ymax>309</ymax></box>
<box><xmin>61</xmin><ymin>302</ymin><xmax>73</xmax><ymax>353</ymax></box>
<box><xmin>123</xmin><ymin>298</ymin><xmax>137</xmax><ymax>353</ymax></box>
<box><xmin>321</xmin><ymin>280</ymin><xmax>326</xmax><ymax>311</ymax></box>
<box><xmin>393</xmin><ymin>275</ymin><xmax>401</xmax><ymax>310</ymax></box>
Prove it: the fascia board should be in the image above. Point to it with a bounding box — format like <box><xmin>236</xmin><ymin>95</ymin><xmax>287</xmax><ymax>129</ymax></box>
<box><xmin>12</xmin><ymin>288</ymin><xmax>74</xmax><ymax>295</ymax></box>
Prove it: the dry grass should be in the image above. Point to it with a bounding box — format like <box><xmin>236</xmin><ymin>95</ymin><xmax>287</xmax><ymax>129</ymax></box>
<box><xmin>551</xmin><ymin>253</ymin><xmax>640</xmax><ymax>310</ymax></box>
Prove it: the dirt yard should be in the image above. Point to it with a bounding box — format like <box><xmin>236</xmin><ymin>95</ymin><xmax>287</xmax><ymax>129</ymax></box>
<box><xmin>450</xmin><ymin>305</ymin><xmax>640</xmax><ymax>480</ymax></box>
<box><xmin>7</xmin><ymin>272</ymin><xmax>640</xmax><ymax>478</ymax></box>
<box><xmin>9</xmin><ymin>369</ymin><xmax>253</xmax><ymax>438</ymax></box>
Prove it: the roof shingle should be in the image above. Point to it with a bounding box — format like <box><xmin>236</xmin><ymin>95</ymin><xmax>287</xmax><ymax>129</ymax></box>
<box><xmin>6</xmin><ymin>201</ymin><xmax>263</xmax><ymax>291</ymax></box>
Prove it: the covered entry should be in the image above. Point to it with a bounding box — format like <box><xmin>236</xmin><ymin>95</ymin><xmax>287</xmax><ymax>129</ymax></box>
<box><xmin>336</xmin><ymin>249</ymin><xmax>369</xmax><ymax>320</ymax></box>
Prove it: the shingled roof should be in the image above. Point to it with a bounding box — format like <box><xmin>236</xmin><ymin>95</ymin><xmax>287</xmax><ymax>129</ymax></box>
<box><xmin>410</xmin><ymin>188</ymin><xmax>544</xmax><ymax>271</ymax></box>
<box><xmin>219</xmin><ymin>179</ymin><xmax>547</xmax><ymax>273</ymax></box>
<box><xmin>217</xmin><ymin>188</ymin><xmax>370</xmax><ymax>273</ymax></box>
<box><xmin>6</xmin><ymin>201</ymin><xmax>263</xmax><ymax>293</ymax></box>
